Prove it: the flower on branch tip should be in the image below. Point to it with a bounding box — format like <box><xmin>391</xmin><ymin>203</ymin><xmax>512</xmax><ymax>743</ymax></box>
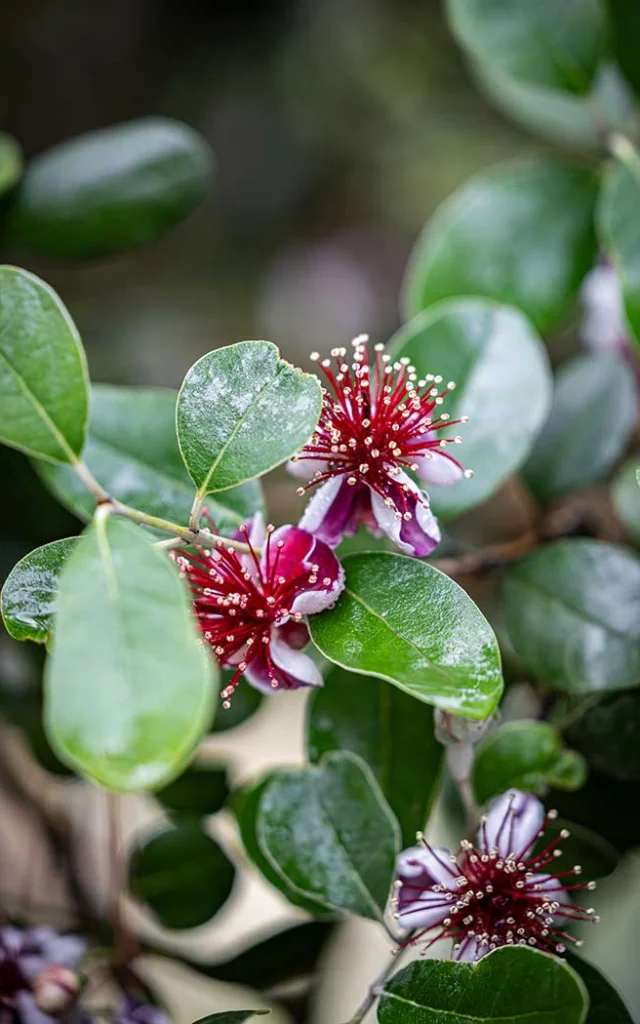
<box><xmin>0</xmin><ymin>926</ymin><xmax>85</xmax><ymax>1024</ymax></box>
<box><xmin>392</xmin><ymin>789</ymin><xmax>598</xmax><ymax>962</ymax></box>
<box><xmin>289</xmin><ymin>335</ymin><xmax>471</xmax><ymax>556</ymax></box>
<box><xmin>174</xmin><ymin>514</ymin><xmax>344</xmax><ymax>706</ymax></box>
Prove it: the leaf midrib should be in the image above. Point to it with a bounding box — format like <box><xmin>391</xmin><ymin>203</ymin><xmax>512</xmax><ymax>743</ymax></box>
<box><xmin>0</xmin><ymin>333</ymin><xmax>77</xmax><ymax>461</ymax></box>
<box><xmin>382</xmin><ymin>990</ymin><xmax>567</xmax><ymax>1022</ymax></box>
<box><xmin>197</xmin><ymin>358</ymin><xmax>287</xmax><ymax>494</ymax></box>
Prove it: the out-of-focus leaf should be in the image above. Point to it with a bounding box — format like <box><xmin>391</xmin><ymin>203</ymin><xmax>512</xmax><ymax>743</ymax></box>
<box><xmin>523</xmin><ymin>355</ymin><xmax>636</xmax><ymax>502</ymax></box>
<box><xmin>307</xmin><ymin>666</ymin><xmax>442</xmax><ymax>845</ymax></box>
<box><xmin>129</xmin><ymin>822</ymin><xmax>235</xmax><ymax>929</ymax></box>
<box><xmin>473</xmin><ymin>720</ymin><xmax>587</xmax><ymax>804</ymax></box>
<box><xmin>0</xmin><ymin>267</ymin><xmax>88</xmax><ymax>462</ymax></box>
<box><xmin>0</xmin><ymin>132</ymin><xmax>22</xmax><ymax>196</ymax></box>
<box><xmin>566</xmin><ymin>690</ymin><xmax>640</xmax><ymax>782</ymax></box>
<box><xmin>256</xmin><ymin>751</ymin><xmax>400</xmax><ymax>921</ymax></box>
<box><xmin>10</xmin><ymin>118</ymin><xmax>213</xmax><ymax>258</ymax></box>
<box><xmin>379</xmin><ymin>947</ymin><xmax>589</xmax><ymax>1023</ymax></box>
<box><xmin>309</xmin><ymin>553</ymin><xmax>504</xmax><ymax>719</ymax></box>
<box><xmin>608</xmin><ymin>0</ymin><xmax>640</xmax><ymax>99</ymax></box>
<box><xmin>503</xmin><ymin>539</ymin><xmax>640</xmax><ymax>694</ymax></box>
<box><xmin>599</xmin><ymin>138</ymin><xmax>640</xmax><ymax>348</ymax></box>
<box><xmin>36</xmin><ymin>385</ymin><xmax>263</xmax><ymax>535</ymax></box>
<box><xmin>176</xmin><ymin>341</ymin><xmax>321</xmax><ymax>494</ymax></box>
<box><xmin>550</xmin><ymin>770</ymin><xmax>640</xmax><ymax>853</ymax></box>
<box><xmin>446</xmin><ymin>0</ymin><xmax>606</xmax><ymax>93</ymax></box>
<box><xmin>45</xmin><ymin>515</ymin><xmax>215</xmax><ymax>791</ymax></box>
<box><xmin>1</xmin><ymin>538</ymin><xmax>77</xmax><ymax>643</ymax></box>
<box><xmin>402</xmin><ymin>161</ymin><xmax>598</xmax><ymax>332</ymax></box>
<box><xmin>156</xmin><ymin>764</ymin><xmax>230</xmax><ymax>817</ymax></box>
<box><xmin>390</xmin><ymin>298</ymin><xmax>552</xmax><ymax>516</ymax></box>
<box><xmin>533</xmin><ymin>818</ymin><xmax>618</xmax><ymax>880</ymax></box>
<box><xmin>611</xmin><ymin>459</ymin><xmax>640</xmax><ymax>543</ymax></box>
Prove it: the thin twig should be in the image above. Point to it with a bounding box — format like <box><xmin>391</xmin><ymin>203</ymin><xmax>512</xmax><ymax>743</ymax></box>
<box><xmin>431</xmin><ymin>529</ymin><xmax>538</xmax><ymax>576</ymax></box>
<box><xmin>343</xmin><ymin>939</ymin><xmax>411</xmax><ymax>1024</ymax></box>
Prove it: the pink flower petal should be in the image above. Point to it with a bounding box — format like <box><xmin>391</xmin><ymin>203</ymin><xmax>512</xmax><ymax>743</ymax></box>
<box><xmin>299</xmin><ymin>477</ymin><xmax>370</xmax><ymax>548</ymax></box>
<box><xmin>370</xmin><ymin>472</ymin><xmax>441</xmax><ymax>557</ymax></box>
<box><xmin>396</xmin><ymin>844</ymin><xmax>457</xmax><ymax>889</ymax></box>
<box><xmin>243</xmin><ymin>631</ymin><xmax>323</xmax><ymax>693</ymax></box>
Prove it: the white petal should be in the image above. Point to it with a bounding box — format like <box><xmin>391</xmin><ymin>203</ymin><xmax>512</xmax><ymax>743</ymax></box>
<box><xmin>481</xmin><ymin>790</ymin><xmax>545</xmax><ymax>859</ymax></box>
<box><xmin>298</xmin><ymin>476</ymin><xmax>344</xmax><ymax>537</ymax></box>
<box><xmin>270</xmin><ymin>635</ymin><xmax>324</xmax><ymax>687</ymax></box>
<box><xmin>453</xmin><ymin>936</ymin><xmax>483</xmax><ymax>961</ymax></box>
<box><xmin>416</xmin><ymin>451</ymin><xmax>464</xmax><ymax>487</ymax></box>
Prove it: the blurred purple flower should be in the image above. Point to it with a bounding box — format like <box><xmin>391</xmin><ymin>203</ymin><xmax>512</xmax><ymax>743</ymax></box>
<box><xmin>0</xmin><ymin>927</ymin><xmax>85</xmax><ymax>1024</ymax></box>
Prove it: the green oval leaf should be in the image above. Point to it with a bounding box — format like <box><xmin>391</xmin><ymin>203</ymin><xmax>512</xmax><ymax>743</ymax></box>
<box><xmin>566</xmin><ymin>690</ymin><xmax>640</xmax><ymax>782</ymax></box>
<box><xmin>598</xmin><ymin>139</ymin><xmax>640</xmax><ymax>347</ymax></box>
<box><xmin>10</xmin><ymin>118</ymin><xmax>213</xmax><ymax>259</ymax></box>
<box><xmin>503</xmin><ymin>539</ymin><xmax>640</xmax><ymax>694</ymax></box>
<box><xmin>309</xmin><ymin>553</ymin><xmax>504</xmax><ymax>719</ymax></box>
<box><xmin>566</xmin><ymin>954</ymin><xmax>634</xmax><ymax>1023</ymax></box>
<box><xmin>156</xmin><ymin>763</ymin><xmax>229</xmax><ymax>817</ymax></box>
<box><xmin>446</xmin><ymin>0</ymin><xmax>606</xmax><ymax>93</ymax></box>
<box><xmin>402</xmin><ymin>161</ymin><xmax>598</xmax><ymax>331</ymax></box>
<box><xmin>390</xmin><ymin>299</ymin><xmax>552</xmax><ymax>517</ymax></box>
<box><xmin>0</xmin><ymin>267</ymin><xmax>89</xmax><ymax>462</ymax></box>
<box><xmin>307</xmin><ymin>667</ymin><xmax>443</xmax><ymax>846</ymax></box>
<box><xmin>379</xmin><ymin>946</ymin><xmax>589</xmax><ymax>1024</ymax></box>
<box><xmin>44</xmin><ymin>514</ymin><xmax>215</xmax><ymax>791</ymax></box>
<box><xmin>235</xmin><ymin>777</ymin><xmax>333</xmax><ymax>917</ymax></box>
<box><xmin>473</xmin><ymin>720</ymin><xmax>587</xmax><ymax>804</ymax></box>
<box><xmin>523</xmin><ymin>355</ymin><xmax>637</xmax><ymax>502</ymax></box>
<box><xmin>129</xmin><ymin>821</ymin><xmax>234</xmax><ymax>929</ymax></box>
<box><xmin>177</xmin><ymin>341</ymin><xmax>322</xmax><ymax>494</ymax></box>
<box><xmin>257</xmin><ymin>751</ymin><xmax>400</xmax><ymax>921</ymax></box>
<box><xmin>0</xmin><ymin>132</ymin><xmax>22</xmax><ymax>196</ymax></box>
<box><xmin>608</xmin><ymin>0</ymin><xmax>640</xmax><ymax>99</ymax></box>
<box><xmin>36</xmin><ymin>385</ymin><xmax>262</xmax><ymax>533</ymax></box>
<box><xmin>611</xmin><ymin>459</ymin><xmax>640</xmax><ymax>543</ymax></box>
<box><xmin>1</xmin><ymin>538</ymin><xmax>77</xmax><ymax>643</ymax></box>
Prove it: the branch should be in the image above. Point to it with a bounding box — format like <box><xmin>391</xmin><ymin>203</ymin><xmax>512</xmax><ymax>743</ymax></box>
<box><xmin>343</xmin><ymin>939</ymin><xmax>411</xmax><ymax>1024</ymax></box>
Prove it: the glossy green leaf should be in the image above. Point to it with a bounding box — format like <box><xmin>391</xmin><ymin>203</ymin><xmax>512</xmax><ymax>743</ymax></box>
<box><xmin>0</xmin><ymin>267</ymin><xmax>88</xmax><ymax>462</ymax></box>
<box><xmin>191</xmin><ymin>1014</ymin><xmax>268</xmax><ymax>1024</ymax></box>
<box><xmin>533</xmin><ymin>817</ymin><xmax>618</xmax><ymax>880</ymax></box>
<box><xmin>390</xmin><ymin>299</ymin><xmax>552</xmax><ymax>516</ymax></box>
<box><xmin>0</xmin><ymin>132</ymin><xmax>22</xmax><ymax>196</ymax></box>
<box><xmin>10</xmin><ymin>118</ymin><xmax>213</xmax><ymax>258</ymax></box>
<box><xmin>611</xmin><ymin>459</ymin><xmax>640</xmax><ymax>543</ymax></box>
<box><xmin>608</xmin><ymin>0</ymin><xmax>640</xmax><ymax>99</ymax></box>
<box><xmin>503</xmin><ymin>539</ymin><xmax>640</xmax><ymax>694</ymax></box>
<box><xmin>44</xmin><ymin>514</ymin><xmax>215</xmax><ymax>791</ymax></box>
<box><xmin>473</xmin><ymin>62</ymin><xmax>638</xmax><ymax>152</ymax></box>
<box><xmin>446</xmin><ymin>0</ymin><xmax>606</xmax><ymax>93</ymax></box>
<box><xmin>402</xmin><ymin>161</ymin><xmax>598</xmax><ymax>332</ymax></box>
<box><xmin>309</xmin><ymin>553</ymin><xmax>504</xmax><ymax>719</ymax></box>
<box><xmin>177</xmin><ymin>341</ymin><xmax>322</xmax><ymax>494</ymax></box>
<box><xmin>1</xmin><ymin>538</ymin><xmax>77</xmax><ymax>643</ymax></box>
<box><xmin>156</xmin><ymin>763</ymin><xmax>229</xmax><ymax>817</ymax></box>
<box><xmin>566</xmin><ymin>954</ymin><xmax>634</xmax><ymax>1023</ymax></box>
<box><xmin>257</xmin><ymin>751</ymin><xmax>400</xmax><ymax>921</ymax></box>
<box><xmin>235</xmin><ymin>777</ymin><xmax>333</xmax><ymax>917</ymax></box>
<box><xmin>36</xmin><ymin>385</ymin><xmax>262</xmax><ymax>533</ymax></box>
<box><xmin>473</xmin><ymin>721</ymin><xmax>587</xmax><ymax>804</ymax></box>
<box><xmin>566</xmin><ymin>690</ymin><xmax>640</xmax><ymax>782</ymax></box>
<box><xmin>198</xmin><ymin>921</ymin><xmax>335</xmax><ymax>989</ymax></box>
<box><xmin>379</xmin><ymin>947</ymin><xmax>589</xmax><ymax>1023</ymax></box>
<box><xmin>307</xmin><ymin>667</ymin><xmax>443</xmax><ymax>845</ymax></box>
<box><xmin>524</xmin><ymin>355</ymin><xmax>636</xmax><ymax>502</ymax></box>
<box><xmin>598</xmin><ymin>138</ymin><xmax>640</xmax><ymax>347</ymax></box>
<box><xmin>129</xmin><ymin>821</ymin><xmax>234</xmax><ymax>929</ymax></box>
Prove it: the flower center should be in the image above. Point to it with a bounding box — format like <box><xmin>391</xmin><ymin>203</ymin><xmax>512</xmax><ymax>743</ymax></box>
<box><xmin>294</xmin><ymin>335</ymin><xmax>471</xmax><ymax>512</ymax></box>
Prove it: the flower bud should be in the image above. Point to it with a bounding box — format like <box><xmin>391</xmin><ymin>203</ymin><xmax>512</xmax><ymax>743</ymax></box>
<box><xmin>434</xmin><ymin>709</ymin><xmax>499</xmax><ymax>747</ymax></box>
<box><xmin>33</xmin><ymin>965</ymin><xmax>79</xmax><ymax>1015</ymax></box>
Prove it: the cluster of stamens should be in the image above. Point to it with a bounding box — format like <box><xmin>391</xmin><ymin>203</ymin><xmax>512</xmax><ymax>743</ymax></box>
<box><xmin>294</xmin><ymin>334</ymin><xmax>471</xmax><ymax>518</ymax></box>
<box><xmin>393</xmin><ymin>810</ymin><xmax>598</xmax><ymax>959</ymax></box>
<box><xmin>174</xmin><ymin>524</ymin><xmax>325</xmax><ymax>707</ymax></box>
